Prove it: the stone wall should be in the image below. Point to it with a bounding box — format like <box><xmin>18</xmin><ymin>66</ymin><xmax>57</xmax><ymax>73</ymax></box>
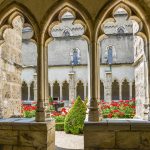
<box><xmin>84</xmin><ymin>120</ymin><xmax>150</xmax><ymax>150</ymax></box>
<box><xmin>0</xmin><ymin>118</ymin><xmax>55</xmax><ymax>150</ymax></box>
<box><xmin>0</xmin><ymin>15</ymin><xmax>24</xmax><ymax>118</ymax></box>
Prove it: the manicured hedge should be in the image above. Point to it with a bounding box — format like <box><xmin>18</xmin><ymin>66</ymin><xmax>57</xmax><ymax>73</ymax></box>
<box><xmin>64</xmin><ymin>96</ymin><xmax>87</xmax><ymax>134</ymax></box>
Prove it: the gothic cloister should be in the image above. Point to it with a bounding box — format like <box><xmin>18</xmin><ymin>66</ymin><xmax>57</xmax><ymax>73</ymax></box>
<box><xmin>0</xmin><ymin>0</ymin><xmax>150</xmax><ymax>150</ymax></box>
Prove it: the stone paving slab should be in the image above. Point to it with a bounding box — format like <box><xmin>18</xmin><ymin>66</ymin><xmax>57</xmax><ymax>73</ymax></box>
<box><xmin>55</xmin><ymin>131</ymin><xmax>84</xmax><ymax>150</ymax></box>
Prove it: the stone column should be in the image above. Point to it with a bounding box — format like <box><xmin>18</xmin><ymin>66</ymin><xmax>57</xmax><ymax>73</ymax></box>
<box><xmin>119</xmin><ymin>82</ymin><xmax>122</xmax><ymax>100</ymax></box>
<box><xmin>104</xmin><ymin>72</ymin><xmax>112</xmax><ymax>103</ymax></box>
<box><xmin>50</xmin><ymin>84</ymin><xmax>53</xmax><ymax>98</ymax></box>
<box><xmin>36</xmin><ymin>42</ymin><xmax>45</xmax><ymax>122</ymax></box>
<box><xmin>60</xmin><ymin>83</ymin><xmax>62</xmax><ymax>100</ymax></box>
<box><xmin>33</xmin><ymin>73</ymin><xmax>37</xmax><ymax>101</ymax></box>
<box><xmin>84</xmin><ymin>83</ymin><xmax>87</xmax><ymax>99</ymax></box>
<box><xmin>68</xmin><ymin>71</ymin><xmax>75</xmax><ymax>103</ymax></box>
<box><xmin>88</xmin><ymin>42</ymin><xmax>100</xmax><ymax>122</ymax></box>
<box><xmin>44</xmin><ymin>45</ymin><xmax>49</xmax><ymax>105</ymax></box>
<box><xmin>75</xmin><ymin>85</ymin><xmax>77</xmax><ymax>99</ymax></box>
<box><xmin>28</xmin><ymin>84</ymin><xmax>31</xmax><ymax>101</ymax></box>
<box><xmin>129</xmin><ymin>82</ymin><xmax>132</xmax><ymax>100</ymax></box>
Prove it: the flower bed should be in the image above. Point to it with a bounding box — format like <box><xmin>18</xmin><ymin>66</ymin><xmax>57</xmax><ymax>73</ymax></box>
<box><xmin>100</xmin><ymin>99</ymin><xmax>135</xmax><ymax>118</ymax></box>
<box><xmin>22</xmin><ymin>104</ymin><xmax>36</xmax><ymax>118</ymax></box>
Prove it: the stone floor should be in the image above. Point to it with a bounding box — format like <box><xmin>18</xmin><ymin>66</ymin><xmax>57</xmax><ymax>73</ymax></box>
<box><xmin>55</xmin><ymin>131</ymin><xmax>84</xmax><ymax>150</ymax></box>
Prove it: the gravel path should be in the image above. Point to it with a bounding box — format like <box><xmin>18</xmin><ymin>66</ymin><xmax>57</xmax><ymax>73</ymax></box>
<box><xmin>55</xmin><ymin>131</ymin><xmax>84</xmax><ymax>150</ymax></box>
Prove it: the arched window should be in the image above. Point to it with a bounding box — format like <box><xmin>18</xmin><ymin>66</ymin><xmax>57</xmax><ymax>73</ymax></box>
<box><xmin>132</xmin><ymin>81</ymin><xmax>135</xmax><ymax>99</ymax></box>
<box><xmin>76</xmin><ymin>80</ymin><xmax>84</xmax><ymax>100</ymax></box>
<box><xmin>30</xmin><ymin>81</ymin><xmax>34</xmax><ymax>101</ymax></box>
<box><xmin>86</xmin><ymin>84</ymin><xmax>88</xmax><ymax>98</ymax></box>
<box><xmin>112</xmin><ymin>80</ymin><xmax>119</xmax><ymax>100</ymax></box>
<box><xmin>100</xmin><ymin>80</ymin><xmax>104</xmax><ymax>100</ymax></box>
<box><xmin>122</xmin><ymin>79</ymin><xmax>130</xmax><ymax>100</ymax></box>
<box><xmin>71</xmin><ymin>48</ymin><xmax>80</xmax><ymax>65</ymax></box>
<box><xmin>21</xmin><ymin>81</ymin><xmax>28</xmax><ymax>100</ymax></box>
<box><xmin>49</xmin><ymin>83</ymin><xmax>51</xmax><ymax>97</ymax></box>
<box><xmin>53</xmin><ymin>81</ymin><xmax>60</xmax><ymax>100</ymax></box>
<box><xmin>107</xmin><ymin>46</ymin><xmax>113</xmax><ymax>64</ymax></box>
<box><xmin>62</xmin><ymin>81</ymin><xmax>69</xmax><ymax>100</ymax></box>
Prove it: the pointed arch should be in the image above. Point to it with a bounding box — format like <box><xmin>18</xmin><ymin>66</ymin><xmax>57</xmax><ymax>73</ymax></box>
<box><xmin>76</xmin><ymin>80</ymin><xmax>84</xmax><ymax>100</ymax></box>
<box><xmin>62</xmin><ymin>80</ymin><xmax>69</xmax><ymax>100</ymax></box>
<box><xmin>112</xmin><ymin>80</ymin><xmax>119</xmax><ymax>100</ymax></box>
<box><xmin>0</xmin><ymin>1</ymin><xmax>39</xmax><ymax>41</ymax></box>
<box><xmin>21</xmin><ymin>81</ymin><xmax>28</xmax><ymax>100</ymax></box>
<box><xmin>122</xmin><ymin>79</ymin><xmax>130</xmax><ymax>100</ymax></box>
<box><xmin>100</xmin><ymin>80</ymin><xmax>104</xmax><ymax>100</ymax></box>
<box><xmin>30</xmin><ymin>81</ymin><xmax>34</xmax><ymax>101</ymax></box>
<box><xmin>53</xmin><ymin>81</ymin><xmax>60</xmax><ymax>100</ymax></box>
<box><xmin>95</xmin><ymin>1</ymin><xmax>150</xmax><ymax>39</ymax></box>
<box><xmin>41</xmin><ymin>0</ymin><xmax>93</xmax><ymax>42</ymax></box>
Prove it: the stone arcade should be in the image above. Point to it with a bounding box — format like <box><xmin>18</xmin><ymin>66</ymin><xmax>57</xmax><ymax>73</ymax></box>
<box><xmin>0</xmin><ymin>0</ymin><xmax>150</xmax><ymax>150</ymax></box>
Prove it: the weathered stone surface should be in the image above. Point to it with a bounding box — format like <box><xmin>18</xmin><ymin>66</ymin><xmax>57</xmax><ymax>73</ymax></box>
<box><xmin>116</xmin><ymin>132</ymin><xmax>140</xmax><ymax>149</ymax></box>
<box><xmin>131</xmin><ymin>123</ymin><xmax>150</xmax><ymax>131</ymax></box>
<box><xmin>1</xmin><ymin>145</ymin><xmax>13</xmax><ymax>150</ymax></box>
<box><xmin>13</xmin><ymin>146</ymin><xmax>36</xmax><ymax>150</ymax></box>
<box><xmin>0</xmin><ymin>119</ymin><xmax>55</xmax><ymax>150</ymax></box>
<box><xmin>0</xmin><ymin>130</ymin><xmax>18</xmax><ymax>145</ymax></box>
<box><xmin>141</xmin><ymin>132</ymin><xmax>150</xmax><ymax>150</ymax></box>
<box><xmin>85</xmin><ymin>131</ymin><xmax>115</xmax><ymax>148</ymax></box>
<box><xmin>19</xmin><ymin>131</ymin><xmax>47</xmax><ymax>147</ymax></box>
<box><xmin>0</xmin><ymin>15</ymin><xmax>23</xmax><ymax>118</ymax></box>
<box><xmin>47</xmin><ymin>126</ymin><xmax>55</xmax><ymax>145</ymax></box>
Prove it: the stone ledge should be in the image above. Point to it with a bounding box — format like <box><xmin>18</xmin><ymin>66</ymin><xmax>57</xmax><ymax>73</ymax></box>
<box><xmin>0</xmin><ymin>118</ymin><xmax>55</xmax><ymax>131</ymax></box>
<box><xmin>84</xmin><ymin>119</ymin><xmax>150</xmax><ymax>150</ymax></box>
<box><xmin>0</xmin><ymin>118</ymin><xmax>55</xmax><ymax>150</ymax></box>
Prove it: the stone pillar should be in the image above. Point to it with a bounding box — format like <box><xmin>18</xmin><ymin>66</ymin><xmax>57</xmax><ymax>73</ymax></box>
<box><xmin>129</xmin><ymin>82</ymin><xmax>132</xmax><ymax>100</ymax></box>
<box><xmin>75</xmin><ymin>85</ymin><xmax>77</xmax><ymax>99</ymax></box>
<box><xmin>84</xmin><ymin>83</ymin><xmax>87</xmax><ymax>99</ymax></box>
<box><xmin>60</xmin><ymin>83</ymin><xmax>62</xmax><ymax>100</ymax></box>
<box><xmin>88</xmin><ymin>42</ymin><xmax>100</xmax><ymax>122</ymax></box>
<box><xmin>104</xmin><ymin>72</ymin><xmax>112</xmax><ymax>103</ymax></box>
<box><xmin>36</xmin><ymin>42</ymin><xmax>45</xmax><ymax>122</ymax></box>
<box><xmin>50</xmin><ymin>84</ymin><xmax>53</xmax><ymax>98</ymax></box>
<box><xmin>68</xmin><ymin>71</ymin><xmax>75</xmax><ymax>103</ymax></box>
<box><xmin>33</xmin><ymin>73</ymin><xmax>37</xmax><ymax>101</ymax></box>
<box><xmin>44</xmin><ymin>45</ymin><xmax>49</xmax><ymax>105</ymax></box>
<box><xmin>28</xmin><ymin>84</ymin><xmax>31</xmax><ymax>101</ymax></box>
<box><xmin>119</xmin><ymin>82</ymin><xmax>122</xmax><ymax>100</ymax></box>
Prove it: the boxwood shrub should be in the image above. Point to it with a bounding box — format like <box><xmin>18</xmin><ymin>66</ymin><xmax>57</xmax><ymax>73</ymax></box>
<box><xmin>64</xmin><ymin>96</ymin><xmax>87</xmax><ymax>134</ymax></box>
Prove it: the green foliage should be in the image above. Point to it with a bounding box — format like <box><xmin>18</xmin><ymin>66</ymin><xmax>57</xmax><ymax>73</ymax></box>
<box><xmin>64</xmin><ymin>96</ymin><xmax>87</xmax><ymax>134</ymax></box>
<box><xmin>23</xmin><ymin>110</ymin><xmax>36</xmax><ymax>118</ymax></box>
<box><xmin>54</xmin><ymin>116</ymin><xmax>65</xmax><ymax>131</ymax></box>
<box><xmin>49</xmin><ymin>97</ymin><xmax>53</xmax><ymax>103</ymax></box>
<box><xmin>46</xmin><ymin>105</ymin><xmax>55</xmax><ymax>112</ymax></box>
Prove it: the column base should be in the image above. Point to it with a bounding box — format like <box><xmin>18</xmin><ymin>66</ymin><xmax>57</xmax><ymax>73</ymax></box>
<box><xmin>88</xmin><ymin>98</ymin><xmax>102</xmax><ymax>122</ymax></box>
<box><xmin>35</xmin><ymin>111</ymin><xmax>45</xmax><ymax>122</ymax></box>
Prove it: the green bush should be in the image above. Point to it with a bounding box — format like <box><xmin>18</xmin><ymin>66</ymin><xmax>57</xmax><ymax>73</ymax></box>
<box><xmin>64</xmin><ymin>96</ymin><xmax>87</xmax><ymax>134</ymax></box>
<box><xmin>54</xmin><ymin>116</ymin><xmax>65</xmax><ymax>131</ymax></box>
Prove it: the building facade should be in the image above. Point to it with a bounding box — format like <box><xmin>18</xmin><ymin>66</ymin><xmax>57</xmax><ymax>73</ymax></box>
<box><xmin>21</xmin><ymin>8</ymin><xmax>137</xmax><ymax>105</ymax></box>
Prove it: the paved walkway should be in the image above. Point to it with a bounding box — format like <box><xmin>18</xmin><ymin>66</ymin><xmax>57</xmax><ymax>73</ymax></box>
<box><xmin>55</xmin><ymin>131</ymin><xmax>84</xmax><ymax>150</ymax></box>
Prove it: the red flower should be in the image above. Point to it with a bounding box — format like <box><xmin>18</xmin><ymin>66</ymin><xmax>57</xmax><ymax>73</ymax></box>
<box><xmin>107</xmin><ymin>113</ymin><xmax>113</xmax><ymax>118</ymax></box>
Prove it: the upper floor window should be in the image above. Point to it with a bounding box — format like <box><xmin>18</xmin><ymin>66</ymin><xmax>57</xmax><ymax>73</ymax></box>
<box><xmin>107</xmin><ymin>46</ymin><xmax>113</xmax><ymax>64</ymax></box>
<box><xmin>70</xmin><ymin>48</ymin><xmax>80</xmax><ymax>65</ymax></box>
<box><xmin>104</xmin><ymin>46</ymin><xmax>116</xmax><ymax>64</ymax></box>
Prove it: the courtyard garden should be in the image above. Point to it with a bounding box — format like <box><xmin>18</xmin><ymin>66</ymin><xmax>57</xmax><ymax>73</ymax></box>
<box><xmin>22</xmin><ymin>97</ymin><xmax>136</xmax><ymax>134</ymax></box>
